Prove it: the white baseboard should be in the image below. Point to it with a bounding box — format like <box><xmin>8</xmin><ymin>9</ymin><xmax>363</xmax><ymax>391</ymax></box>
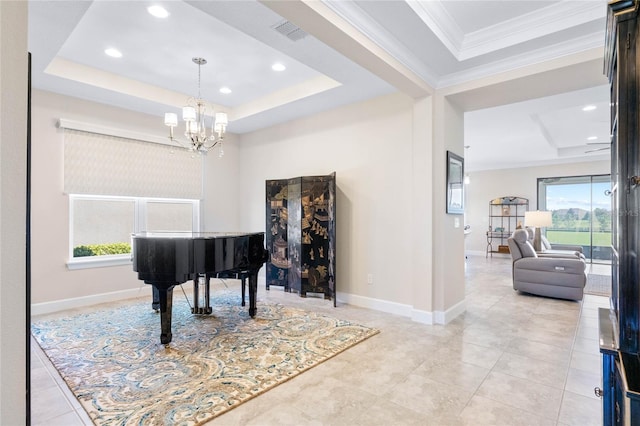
<box><xmin>337</xmin><ymin>292</ymin><xmax>413</xmax><ymax>317</ymax></box>
<box><xmin>465</xmin><ymin>250</ymin><xmax>511</xmax><ymax>259</ymax></box>
<box><xmin>31</xmin><ymin>286</ymin><xmax>153</xmax><ymax>316</ymax></box>
<box><xmin>31</xmin><ymin>277</ymin><xmax>265</xmax><ymax>316</ymax></box>
<box><xmin>411</xmin><ymin>308</ymin><xmax>434</xmax><ymax>325</ymax></box>
<box><xmin>32</xmin><ymin>280</ymin><xmax>465</xmax><ymax>326</ymax></box>
<box><xmin>433</xmin><ymin>298</ymin><xmax>466</xmax><ymax>325</ymax></box>
<box><xmin>336</xmin><ymin>292</ymin><xmax>465</xmax><ymax>325</ymax></box>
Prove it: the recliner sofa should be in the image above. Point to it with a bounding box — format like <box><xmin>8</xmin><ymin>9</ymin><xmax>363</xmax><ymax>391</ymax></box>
<box><xmin>524</xmin><ymin>227</ymin><xmax>585</xmax><ymax>259</ymax></box>
<box><xmin>507</xmin><ymin>229</ymin><xmax>586</xmax><ymax>301</ymax></box>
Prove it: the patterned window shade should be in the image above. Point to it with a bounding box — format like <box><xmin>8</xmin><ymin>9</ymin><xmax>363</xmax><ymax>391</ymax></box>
<box><xmin>63</xmin><ymin>129</ymin><xmax>202</xmax><ymax>199</ymax></box>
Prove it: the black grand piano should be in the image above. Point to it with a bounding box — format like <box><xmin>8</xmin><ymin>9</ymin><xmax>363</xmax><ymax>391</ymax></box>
<box><xmin>132</xmin><ymin>232</ymin><xmax>269</xmax><ymax>344</ymax></box>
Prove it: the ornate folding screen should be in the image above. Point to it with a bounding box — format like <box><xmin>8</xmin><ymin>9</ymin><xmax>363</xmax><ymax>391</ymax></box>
<box><xmin>265</xmin><ymin>173</ymin><xmax>336</xmax><ymax>305</ymax></box>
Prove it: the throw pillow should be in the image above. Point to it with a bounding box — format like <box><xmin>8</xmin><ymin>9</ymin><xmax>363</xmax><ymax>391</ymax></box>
<box><xmin>519</xmin><ymin>240</ymin><xmax>538</xmax><ymax>258</ymax></box>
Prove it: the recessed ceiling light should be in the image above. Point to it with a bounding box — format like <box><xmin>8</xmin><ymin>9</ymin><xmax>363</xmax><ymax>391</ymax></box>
<box><xmin>582</xmin><ymin>105</ymin><xmax>597</xmax><ymax>112</ymax></box>
<box><xmin>104</xmin><ymin>48</ymin><xmax>122</xmax><ymax>58</ymax></box>
<box><xmin>271</xmin><ymin>63</ymin><xmax>286</xmax><ymax>72</ymax></box>
<box><xmin>219</xmin><ymin>87</ymin><xmax>232</xmax><ymax>94</ymax></box>
<box><xmin>147</xmin><ymin>5</ymin><xmax>169</xmax><ymax>18</ymax></box>
<box><xmin>587</xmin><ymin>136</ymin><xmax>598</xmax><ymax>141</ymax></box>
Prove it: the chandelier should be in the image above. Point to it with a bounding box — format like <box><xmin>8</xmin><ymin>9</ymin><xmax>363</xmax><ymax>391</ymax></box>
<box><xmin>163</xmin><ymin>57</ymin><xmax>228</xmax><ymax>156</ymax></box>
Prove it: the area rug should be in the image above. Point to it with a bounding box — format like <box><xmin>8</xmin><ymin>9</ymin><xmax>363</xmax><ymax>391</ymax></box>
<box><xmin>31</xmin><ymin>291</ymin><xmax>379</xmax><ymax>425</ymax></box>
<box><xmin>585</xmin><ymin>273</ymin><xmax>611</xmax><ymax>297</ymax></box>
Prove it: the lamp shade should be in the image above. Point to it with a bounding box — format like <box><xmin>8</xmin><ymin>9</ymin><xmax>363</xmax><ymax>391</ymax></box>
<box><xmin>182</xmin><ymin>106</ymin><xmax>196</xmax><ymax>122</ymax></box>
<box><xmin>525</xmin><ymin>210</ymin><xmax>552</xmax><ymax>227</ymax></box>
<box><xmin>214</xmin><ymin>112</ymin><xmax>228</xmax><ymax>133</ymax></box>
<box><xmin>215</xmin><ymin>112</ymin><xmax>228</xmax><ymax>126</ymax></box>
<box><xmin>164</xmin><ymin>113</ymin><xmax>178</xmax><ymax>127</ymax></box>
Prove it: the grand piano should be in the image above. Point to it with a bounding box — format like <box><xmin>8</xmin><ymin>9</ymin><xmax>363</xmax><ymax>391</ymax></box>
<box><xmin>132</xmin><ymin>232</ymin><xmax>269</xmax><ymax>344</ymax></box>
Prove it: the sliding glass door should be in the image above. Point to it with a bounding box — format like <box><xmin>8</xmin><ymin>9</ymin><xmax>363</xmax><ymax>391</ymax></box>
<box><xmin>538</xmin><ymin>174</ymin><xmax>612</xmax><ymax>263</ymax></box>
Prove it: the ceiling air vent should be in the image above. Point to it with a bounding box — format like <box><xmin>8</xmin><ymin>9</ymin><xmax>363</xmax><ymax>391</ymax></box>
<box><xmin>272</xmin><ymin>20</ymin><xmax>308</xmax><ymax>42</ymax></box>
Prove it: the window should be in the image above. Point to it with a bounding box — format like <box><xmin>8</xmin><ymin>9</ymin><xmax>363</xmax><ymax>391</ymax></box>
<box><xmin>60</xmin><ymin>123</ymin><xmax>204</xmax><ymax>269</ymax></box>
<box><xmin>71</xmin><ymin>197</ymin><xmax>135</xmax><ymax>259</ymax></box>
<box><xmin>68</xmin><ymin>195</ymin><xmax>200</xmax><ymax>269</ymax></box>
<box><xmin>537</xmin><ymin>174</ymin><xmax>612</xmax><ymax>264</ymax></box>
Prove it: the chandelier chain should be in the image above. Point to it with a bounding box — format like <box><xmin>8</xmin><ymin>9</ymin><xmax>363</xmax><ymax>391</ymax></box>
<box><xmin>197</xmin><ymin>61</ymin><xmax>202</xmax><ymax>100</ymax></box>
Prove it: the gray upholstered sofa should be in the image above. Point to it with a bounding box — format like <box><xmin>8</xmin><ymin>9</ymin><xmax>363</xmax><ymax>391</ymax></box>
<box><xmin>524</xmin><ymin>227</ymin><xmax>585</xmax><ymax>259</ymax></box>
<box><xmin>507</xmin><ymin>229</ymin><xmax>586</xmax><ymax>301</ymax></box>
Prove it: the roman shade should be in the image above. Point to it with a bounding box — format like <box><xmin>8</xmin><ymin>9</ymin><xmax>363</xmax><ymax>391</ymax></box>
<box><xmin>63</xmin><ymin>128</ymin><xmax>202</xmax><ymax>199</ymax></box>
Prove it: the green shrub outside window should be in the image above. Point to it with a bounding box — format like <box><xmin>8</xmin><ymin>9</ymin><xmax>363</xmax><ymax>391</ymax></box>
<box><xmin>73</xmin><ymin>242</ymin><xmax>131</xmax><ymax>258</ymax></box>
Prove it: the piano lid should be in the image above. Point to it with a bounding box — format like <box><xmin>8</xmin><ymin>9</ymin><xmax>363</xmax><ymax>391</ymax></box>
<box><xmin>132</xmin><ymin>231</ymin><xmax>264</xmax><ymax>239</ymax></box>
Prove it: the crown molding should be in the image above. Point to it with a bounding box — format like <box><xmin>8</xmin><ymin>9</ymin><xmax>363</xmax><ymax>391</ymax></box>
<box><xmin>405</xmin><ymin>0</ymin><xmax>464</xmax><ymax>56</ymax></box>
<box><xmin>467</xmin><ymin>154</ymin><xmax>609</xmax><ymax>173</ymax></box>
<box><xmin>460</xmin><ymin>0</ymin><xmax>606</xmax><ymax>60</ymax></box>
<box><xmin>323</xmin><ymin>0</ymin><xmax>606</xmax><ymax>93</ymax></box>
<box><xmin>406</xmin><ymin>0</ymin><xmax>605</xmax><ymax>60</ymax></box>
<box><xmin>437</xmin><ymin>32</ymin><xmax>605</xmax><ymax>89</ymax></box>
<box><xmin>323</xmin><ymin>0</ymin><xmax>440</xmax><ymax>89</ymax></box>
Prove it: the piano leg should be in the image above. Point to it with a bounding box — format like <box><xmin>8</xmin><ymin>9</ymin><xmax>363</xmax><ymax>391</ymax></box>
<box><xmin>248</xmin><ymin>270</ymin><xmax>258</xmax><ymax>318</ymax></box>
<box><xmin>155</xmin><ymin>284</ymin><xmax>175</xmax><ymax>344</ymax></box>
<box><xmin>152</xmin><ymin>286</ymin><xmax>160</xmax><ymax>312</ymax></box>
<box><xmin>203</xmin><ymin>275</ymin><xmax>212</xmax><ymax>314</ymax></box>
<box><xmin>192</xmin><ymin>276</ymin><xmax>199</xmax><ymax>314</ymax></box>
<box><xmin>241</xmin><ymin>271</ymin><xmax>246</xmax><ymax>307</ymax></box>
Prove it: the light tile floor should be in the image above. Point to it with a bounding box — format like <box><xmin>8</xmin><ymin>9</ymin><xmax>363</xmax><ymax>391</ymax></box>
<box><xmin>30</xmin><ymin>255</ymin><xmax>609</xmax><ymax>425</ymax></box>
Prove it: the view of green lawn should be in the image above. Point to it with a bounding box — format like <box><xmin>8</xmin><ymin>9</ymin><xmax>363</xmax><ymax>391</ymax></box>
<box><xmin>547</xmin><ymin>230</ymin><xmax>611</xmax><ymax>247</ymax></box>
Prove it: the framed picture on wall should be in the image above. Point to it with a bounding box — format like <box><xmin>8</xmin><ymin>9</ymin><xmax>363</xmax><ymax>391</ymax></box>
<box><xmin>446</xmin><ymin>150</ymin><xmax>464</xmax><ymax>214</ymax></box>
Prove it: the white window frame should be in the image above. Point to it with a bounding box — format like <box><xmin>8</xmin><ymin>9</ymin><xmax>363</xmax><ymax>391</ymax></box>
<box><xmin>67</xmin><ymin>194</ymin><xmax>200</xmax><ymax>270</ymax></box>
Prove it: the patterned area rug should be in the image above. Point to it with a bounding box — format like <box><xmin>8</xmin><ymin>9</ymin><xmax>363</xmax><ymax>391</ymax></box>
<box><xmin>31</xmin><ymin>291</ymin><xmax>379</xmax><ymax>425</ymax></box>
<box><xmin>585</xmin><ymin>274</ymin><xmax>611</xmax><ymax>297</ymax></box>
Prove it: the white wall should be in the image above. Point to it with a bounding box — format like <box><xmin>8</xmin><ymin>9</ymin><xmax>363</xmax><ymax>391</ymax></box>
<box><xmin>30</xmin><ymin>89</ymin><xmax>241</xmax><ymax>306</ymax></box>
<box><xmin>202</xmin><ymin>133</ymin><xmax>241</xmax><ymax>232</ymax></box>
<box><xmin>465</xmin><ymin>160</ymin><xmax>610</xmax><ymax>255</ymax></box>
<box><xmin>0</xmin><ymin>1</ymin><xmax>27</xmax><ymax>421</ymax></box>
<box><xmin>238</xmin><ymin>93</ymin><xmax>418</xmax><ymax>307</ymax></box>
<box><xmin>432</xmin><ymin>94</ymin><xmax>466</xmax><ymax>320</ymax></box>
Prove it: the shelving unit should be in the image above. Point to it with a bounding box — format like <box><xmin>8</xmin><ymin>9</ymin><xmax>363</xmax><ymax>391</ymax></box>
<box><xmin>486</xmin><ymin>196</ymin><xmax>529</xmax><ymax>257</ymax></box>
<box><xmin>599</xmin><ymin>3</ymin><xmax>640</xmax><ymax>423</ymax></box>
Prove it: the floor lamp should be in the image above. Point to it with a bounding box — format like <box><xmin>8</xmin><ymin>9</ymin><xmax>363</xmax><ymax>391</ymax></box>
<box><xmin>524</xmin><ymin>210</ymin><xmax>552</xmax><ymax>252</ymax></box>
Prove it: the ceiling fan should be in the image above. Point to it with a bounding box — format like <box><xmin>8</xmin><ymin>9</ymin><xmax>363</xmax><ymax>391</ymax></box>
<box><xmin>585</xmin><ymin>142</ymin><xmax>610</xmax><ymax>153</ymax></box>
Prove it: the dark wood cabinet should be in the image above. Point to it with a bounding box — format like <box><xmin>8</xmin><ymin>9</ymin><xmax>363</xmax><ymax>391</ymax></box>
<box><xmin>265</xmin><ymin>173</ymin><xmax>336</xmax><ymax>305</ymax></box>
<box><xmin>600</xmin><ymin>2</ymin><xmax>640</xmax><ymax>424</ymax></box>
